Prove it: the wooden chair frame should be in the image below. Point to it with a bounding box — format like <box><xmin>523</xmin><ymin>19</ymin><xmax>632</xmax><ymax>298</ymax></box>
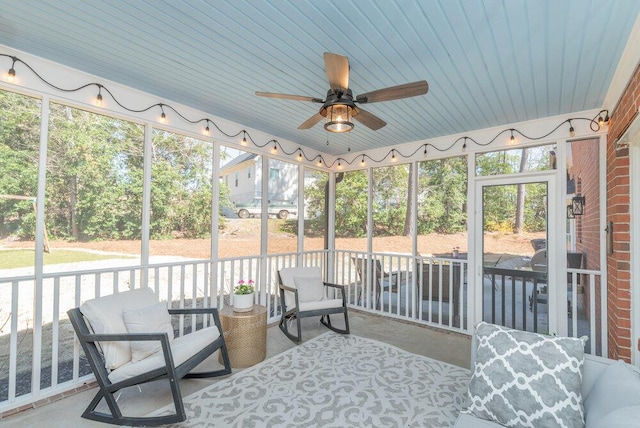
<box><xmin>67</xmin><ymin>307</ymin><xmax>232</xmax><ymax>426</ymax></box>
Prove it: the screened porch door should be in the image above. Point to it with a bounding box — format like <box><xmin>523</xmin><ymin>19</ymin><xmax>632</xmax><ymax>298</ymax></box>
<box><xmin>475</xmin><ymin>175</ymin><xmax>559</xmax><ymax>334</ymax></box>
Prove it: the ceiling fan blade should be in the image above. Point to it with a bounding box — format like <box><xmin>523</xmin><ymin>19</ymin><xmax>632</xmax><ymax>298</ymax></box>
<box><xmin>356</xmin><ymin>81</ymin><xmax>428</xmax><ymax>104</ymax></box>
<box><xmin>324</xmin><ymin>52</ymin><xmax>349</xmax><ymax>92</ymax></box>
<box><xmin>298</xmin><ymin>112</ymin><xmax>325</xmax><ymax>129</ymax></box>
<box><xmin>352</xmin><ymin>107</ymin><xmax>387</xmax><ymax>130</ymax></box>
<box><xmin>255</xmin><ymin>92</ymin><xmax>324</xmax><ymax>103</ymax></box>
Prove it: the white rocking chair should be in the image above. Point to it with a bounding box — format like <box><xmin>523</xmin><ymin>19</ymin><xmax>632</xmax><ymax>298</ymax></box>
<box><xmin>278</xmin><ymin>266</ymin><xmax>350</xmax><ymax>342</ymax></box>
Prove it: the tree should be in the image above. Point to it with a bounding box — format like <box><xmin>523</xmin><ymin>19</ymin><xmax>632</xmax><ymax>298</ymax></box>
<box><xmin>417</xmin><ymin>157</ymin><xmax>467</xmax><ymax>234</ymax></box>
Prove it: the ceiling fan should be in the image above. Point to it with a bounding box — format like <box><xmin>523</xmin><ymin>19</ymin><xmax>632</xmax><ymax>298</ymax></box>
<box><xmin>256</xmin><ymin>52</ymin><xmax>428</xmax><ymax>133</ymax></box>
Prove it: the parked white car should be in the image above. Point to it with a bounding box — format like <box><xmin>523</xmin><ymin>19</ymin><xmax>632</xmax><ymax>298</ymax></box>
<box><xmin>236</xmin><ymin>198</ymin><xmax>297</xmax><ymax>219</ymax></box>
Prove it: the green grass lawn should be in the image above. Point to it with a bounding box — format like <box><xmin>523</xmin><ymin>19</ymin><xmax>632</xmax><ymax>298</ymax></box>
<box><xmin>0</xmin><ymin>249</ymin><xmax>134</xmax><ymax>269</ymax></box>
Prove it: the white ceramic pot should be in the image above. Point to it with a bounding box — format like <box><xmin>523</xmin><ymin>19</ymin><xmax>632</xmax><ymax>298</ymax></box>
<box><xmin>233</xmin><ymin>292</ymin><xmax>254</xmax><ymax>312</ymax></box>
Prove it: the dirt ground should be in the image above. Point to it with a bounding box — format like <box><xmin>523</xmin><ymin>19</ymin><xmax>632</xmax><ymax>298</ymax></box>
<box><xmin>2</xmin><ymin>219</ymin><xmax>542</xmax><ymax>258</ymax></box>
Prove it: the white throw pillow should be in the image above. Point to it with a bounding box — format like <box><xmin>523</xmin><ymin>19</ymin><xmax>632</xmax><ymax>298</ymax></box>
<box><xmin>293</xmin><ymin>276</ymin><xmax>326</xmax><ymax>303</ymax></box>
<box><xmin>122</xmin><ymin>301</ymin><xmax>175</xmax><ymax>363</ymax></box>
<box><xmin>79</xmin><ymin>287</ymin><xmax>159</xmax><ymax>369</ymax></box>
<box><xmin>584</xmin><ymin>360</ymin><xmax>640</xmax><ymax>427</ymax></box>
<box><xmin>464</xmin><ymin>322</ymin><xmax>586</xmax><ymax>428</ymax></box>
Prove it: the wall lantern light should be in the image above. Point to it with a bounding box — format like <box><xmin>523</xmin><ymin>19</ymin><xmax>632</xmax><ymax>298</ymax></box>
<box><xmin>567</xmin><ymin>204</ymin><xmax>575</xmax><ymax>219</ymax></box>
<box><xmin>571</xmin><ymin>194</ymin><xmax>585</xmax><ymax>216</ymax></box>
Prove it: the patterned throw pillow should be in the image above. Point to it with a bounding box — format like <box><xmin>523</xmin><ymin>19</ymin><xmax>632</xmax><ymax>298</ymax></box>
<box><xmin>465</xmin><ymin>322</ymin><xmax>586</xmax><ymax>428</ymax></box>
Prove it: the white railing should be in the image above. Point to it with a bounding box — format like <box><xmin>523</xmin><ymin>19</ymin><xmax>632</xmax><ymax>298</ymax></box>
<box><xmin>0</xmin><ymin>251</ymin><xmax>605</xmax><ymax>414</ymax></box>
<box><xmin>332</xmin><ymin>251</ymin><xmax>468</xmax><ymax>332</ymax></box>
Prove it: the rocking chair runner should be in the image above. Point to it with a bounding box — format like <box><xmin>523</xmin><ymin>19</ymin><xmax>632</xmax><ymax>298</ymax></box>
<box><xmin>278</xmin><ymin>266</ymin><xmax>350</xmax><ymax>342</ymax></box>
<box><xmin>67</xmin><ymin>287</ymin><xmax>232</xmax><ymax>427</ymax></box>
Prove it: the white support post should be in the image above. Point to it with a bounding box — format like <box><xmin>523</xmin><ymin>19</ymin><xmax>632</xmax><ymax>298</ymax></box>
<box><xmin>32</xmin><ymin>96</ymin><xmax>49</xmax><ymax>398</ymax></box>
<box><xmin>140</xmin><ymin>124</ymin><xmax>153</xmax><ymax>287</ymax></box>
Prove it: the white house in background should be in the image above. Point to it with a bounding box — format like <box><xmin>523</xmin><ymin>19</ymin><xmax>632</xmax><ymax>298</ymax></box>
<box><xmin>220</xmin><ymin>152</ymin><xmax>298</xmax><ymax>206</ymax></box>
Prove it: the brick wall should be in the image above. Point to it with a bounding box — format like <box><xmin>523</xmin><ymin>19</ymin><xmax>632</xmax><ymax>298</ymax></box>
<box><xmin>605</xmin><ymin>62</ymin><xmax>640</xmax><ymax>361</ymax></box>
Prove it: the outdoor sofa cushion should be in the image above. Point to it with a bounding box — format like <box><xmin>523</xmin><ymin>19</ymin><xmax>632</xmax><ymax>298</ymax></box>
<box><xmin>583</xmin><ymin>360</ymin><xmax>640</xmax><ymax>427</ymax></box>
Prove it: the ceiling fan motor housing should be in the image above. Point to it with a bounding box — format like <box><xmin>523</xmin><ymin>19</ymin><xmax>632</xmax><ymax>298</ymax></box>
<box><xmin>322</xmin><ymin>89</ymin><xmax>356</xmax><ymax>132</ymax></box>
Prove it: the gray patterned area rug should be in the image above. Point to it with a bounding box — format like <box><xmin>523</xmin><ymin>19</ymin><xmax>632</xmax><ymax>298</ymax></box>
<box><xmin>151</xmin><ymin>333</ymin><xmax>470</xmax><ymax>427</ymax></box>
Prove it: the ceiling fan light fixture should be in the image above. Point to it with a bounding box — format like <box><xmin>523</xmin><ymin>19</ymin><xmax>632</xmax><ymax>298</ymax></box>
<box><xmin>324</xmin><ymin>104</ymin><xmax>354</xmax><ymax>133</ymax></box>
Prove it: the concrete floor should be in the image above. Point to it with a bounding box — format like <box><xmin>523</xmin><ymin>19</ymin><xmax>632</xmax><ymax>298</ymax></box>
<box><xmin>2</xmin><ymin>310</ymin><xmax>471</xmax><ymax>428</ymax></box>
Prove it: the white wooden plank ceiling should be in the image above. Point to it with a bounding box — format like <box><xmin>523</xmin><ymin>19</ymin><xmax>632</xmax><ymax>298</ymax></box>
<box><xmin>0</xmin><ymin>0</ymin><xmax>637</xmax><ymax>155</ymax></box>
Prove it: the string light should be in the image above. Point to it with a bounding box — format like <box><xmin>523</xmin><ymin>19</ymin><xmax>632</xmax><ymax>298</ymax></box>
<box><xmin>0</xmin><ymin>53</ymin><xmax>609</xmax><ymax>171</ymax></box>
<box><xmin>569</xmin><ymin>120</ymin><xmax>575</xmax><ymax>137</ymax></box>
<box><xmin>6</xmin><ymin>56</ymin><xmax>16</xmax><ymax>82</ymax></box>
<box><xmin>272</xmin><ymin>143</ymin><xmax>278</xmax><ymax>153</ymax></box>
<box><xmin>95</xmin><ymin>85</ymin><xmax>103</xmax><ymax>107</ymax></box>
<box><xmin>159</xmin><ymin>105</ymin><xmax>167</xmax><ymax>123</ymax></box>
<box><xmin>317</xmin><ymin>157</ymin><xmax>322</xmax><ymax>167</ymax></box>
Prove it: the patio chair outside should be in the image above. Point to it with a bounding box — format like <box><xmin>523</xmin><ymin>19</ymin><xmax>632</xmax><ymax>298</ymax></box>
<box><xmin>67</xmin><ymin>287</ymin><xmax>232</xmax><ymax>426</ymax></box>
<box><xmin>418</xmin><ymin>261</ymin><xmax>461</xmax><ymax>322</ymax></box>
<box><xmin>278</xmin><ymin>266</ymin><xmax>350</xmax><ymax>342</ymax></box>
<box><xmin>350</xmin><ymin>256</ymin><xmax>401</xmax><ymax>308</ymax></box>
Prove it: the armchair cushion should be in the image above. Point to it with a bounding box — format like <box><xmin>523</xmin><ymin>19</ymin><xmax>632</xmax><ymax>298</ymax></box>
<box><xmin>293</xmin><ymin>276</ymin><xmax>326</xmax><ymax>303</ymax></box>
<box><xmin>299</xmin><ymin>299</ymin><xmax>344</xmax><ymax>311</ymax></box>
<box><xmin>122</xmin><ymin>301</ymin><xmax>175</xmax><ymax>363</ymax></box>
<box><xmin>583</xmin><ymin>360</ymin><xmax>640</xmax><ymax>427</ymax></box>
<box><xmin>464</xmin><ymin>322</ymin><xmax>585</xmax><ymax>428</ymax></box>
<box><xmin>80</xmin><ymin>287</ymin><xmax>159</xmax><ymax>369</ymax></box>
<box><xmin>108</xmin><ymin>325</ymin><xmax>221</xmax><ymax>383</ymax></box>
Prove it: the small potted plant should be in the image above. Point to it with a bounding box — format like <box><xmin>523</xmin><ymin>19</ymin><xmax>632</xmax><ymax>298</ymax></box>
<box><xmin>233</xmin><ymin>279</ymin><xmax>255</xmax><ymax>312</ymax></box>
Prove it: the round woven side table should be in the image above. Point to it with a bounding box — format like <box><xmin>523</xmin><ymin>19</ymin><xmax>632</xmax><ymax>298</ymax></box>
<box><xmin>219</xmin><ymin>304</ymin><xmax>267</xmax><ymax>368</ymax></box>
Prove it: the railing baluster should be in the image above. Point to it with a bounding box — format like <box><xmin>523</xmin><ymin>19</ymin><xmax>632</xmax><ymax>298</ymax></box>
<box><xmin>52</xmin><ymin>277</ymin><xmax>60</xmax><ymax>388</ymax></box>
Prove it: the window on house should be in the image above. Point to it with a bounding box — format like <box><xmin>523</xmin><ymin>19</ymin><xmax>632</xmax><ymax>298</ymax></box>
<box><xmin>269</xmin><ymin>168</ymin><xmax>279</xmax><ymax>179</ymax></box>
<box><xmin>235</xmin><ymin>172</ymin><xmax>239</xmax><ymax>187</ymax></box>
<box><xmin>248</xmin><ymin>168</ymin><xmax>251</xmax><ymax>179</ymax></box>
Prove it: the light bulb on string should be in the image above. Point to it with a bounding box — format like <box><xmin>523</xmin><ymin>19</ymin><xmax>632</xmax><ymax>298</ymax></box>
<box><xmin>95</xmin><ymin>86</ymin><xmax>103</xmax><ymax>107</ymax></box>
<box><xmin>297</xmin><ymin>149</ymin><xmax>303</xmax><ymax>161</ymax></box>
<box><xmin>509</xmin><ymin>130</ymin><xmax>516</xmax><ymax>144</ymax></box>
<box><xmin>569</xmin><ymin>120</ymin><xmax>575</xmax><ymax>137</ymax></box>
<box><xmin>391</xmin><ymin>150</ymin><xmax>397</xmax><ymax>162</ymax></box>
<box><xmin>6</xmin><ymin>57</ymin><xmax>16</xmax><ymax>82</ymax></box>
<box><xmin>241</xmin><ymin>132</ymin><xmax>248</xmax><ymax>146</ymax></box>
<box><xmin>360</xmin><ymin>155</ymin><xmax>366</xmax><ymax>166</ymax></box>
<box><xmin>204</xmin><ymin>120</ymin><xmax>210</xmax><ymax>136</ymax></box>
<box><xmin>159</xmin><ymin>105</ymin><xmax>167</xmax><ymax>123</ymax></box>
